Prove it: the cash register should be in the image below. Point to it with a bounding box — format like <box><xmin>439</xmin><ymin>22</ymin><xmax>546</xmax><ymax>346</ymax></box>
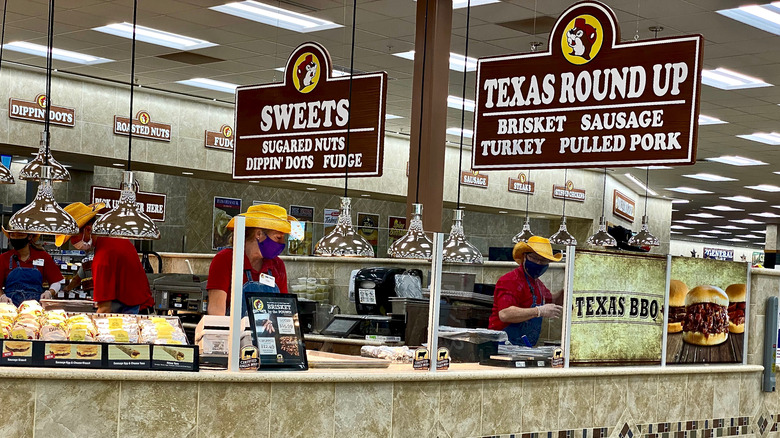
<box><xmin>319</xmin><ymin>314</ymin><xmax>404</xmax><ymax>340</ymax></box>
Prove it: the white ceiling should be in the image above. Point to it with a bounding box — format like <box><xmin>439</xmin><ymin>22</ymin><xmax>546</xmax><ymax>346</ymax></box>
<box><xmin>5</xmin><ymin>0</ymin><xmax>780</xmax><ymax>247</ymax></box>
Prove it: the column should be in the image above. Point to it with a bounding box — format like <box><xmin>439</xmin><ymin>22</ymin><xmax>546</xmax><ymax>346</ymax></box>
<box><xmin>765</xmin><ymin>224</ymin><xmax>778</xmax><ymax>269</ymax></box>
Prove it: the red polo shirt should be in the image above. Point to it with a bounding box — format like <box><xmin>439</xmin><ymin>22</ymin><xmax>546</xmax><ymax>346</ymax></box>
<box><xmin>206</xmin><ymin>248</ymin><xmax>288</xmax><ymax>305</ymax></box>
<box><xmin>0</xmin><ymin>247</ymin><xmax>64</xmax><ymax>290</ymax></box>
<box><xmin>91</xmin><ymin>237</ymin><xmax>154</xmax><ymax>308</ymax></box>
<box><xmin>488</xmin><ymin>265</ymin><xmax>552</xmax><ymax>331</ymax></box>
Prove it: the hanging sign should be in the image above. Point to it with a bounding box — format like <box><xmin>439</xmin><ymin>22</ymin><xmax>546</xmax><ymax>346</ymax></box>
<box><xmin>205</xmin><ymin>124</ymin><xmax>234</xmax><ymax>151</ymax></box>
<box><xmin>9</xmin><ymin>94</ymin><xmax>75</xmax><ymax>127</ymax></box>
<box><xmin>612</xmin><ymin>190</ymin><xmax>635</xmax><ymax>222</ymax></box>
<box><xmin>233</xmin><ymin>42</ymin><xmax>387</xmax><ymax>180</ymax></box>
<box><xmin>91</xmin><ymin>186</ymin><xmax>166</xmax><ymax>222</ymax></box>
<box><xmin>471</xmin><ymin>1</ymin><xmax>702</xmax><ymax>170</ymax></box>
<box><xmin>703</xmin><ymin>247</ymin><xmax>734</xmax><ymax>261</ymax></box>
<box><xmin>114</xmin><ymin>110</ymin><xmax>172</xmax><ymax>142</ymax></box>
<box><xmin>553</xmin><ymin>180</ymin><xmax>586</xmax><ymax>202</ymax></box>
<box><xmin>508</xmin><ymin>172</ymin><xmax>535</xmax><ymax>194</ymax></box>
<box><xmin>460</xmin><ymin>171</ymin><xmax>489</xmax><ymax>188</ymax></box>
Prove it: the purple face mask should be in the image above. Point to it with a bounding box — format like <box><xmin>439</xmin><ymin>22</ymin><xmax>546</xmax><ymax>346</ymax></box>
<box><xmin>257</xmin><ymin>236</ymin><xmax>285</xmax><ymax>259</ymax></box>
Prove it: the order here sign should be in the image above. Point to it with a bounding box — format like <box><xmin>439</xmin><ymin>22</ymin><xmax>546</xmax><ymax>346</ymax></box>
<box><xmin>472</xmin><ymin>1</ymin><xmax>703</xmax><ymax>170</ymax></box>
<box><xmin>233</xmin><ymin>42</ymin><xmax>387</xmax><ymax>180</ymax></box>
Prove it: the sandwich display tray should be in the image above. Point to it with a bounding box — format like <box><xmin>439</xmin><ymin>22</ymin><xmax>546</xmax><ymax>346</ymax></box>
<box><xmin>0</xmin><ymin>340</ymin><xmax>199</xmax><ymax>372</ymax></box>
<box><xmin>479</xmin><ymin>355</ymin><xmax>552</xmax><ymax>368</ymax></box>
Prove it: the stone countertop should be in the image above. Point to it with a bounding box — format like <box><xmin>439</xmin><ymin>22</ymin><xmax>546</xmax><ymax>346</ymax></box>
<box><xmin>0</xmin><ymin>363</ymin><xmax>761</xmax><ymax>384</ymax></box>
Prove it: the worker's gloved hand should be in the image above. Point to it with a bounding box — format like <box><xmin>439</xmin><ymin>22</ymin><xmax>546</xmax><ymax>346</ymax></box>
<box><xmin>0</xmin><ymin>295</ymin><xmax>12</xmax><ymax>304</ymax></box>
<box><xmin>537</xmin><ymin>303</ymin><xmax>563</xmax><ymax>319</ymax></box>
<box><xmin>41</xmin><ymin>290</ymin><xmax>53</xmax><ymax>300</ymax></box>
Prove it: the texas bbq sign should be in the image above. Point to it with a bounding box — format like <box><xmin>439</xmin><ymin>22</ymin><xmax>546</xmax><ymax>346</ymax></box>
<box><xmin>233</xmin><ymin>42</ymin><xmax>387</xmax><ymax>180</ymax></box>
<box><xmin>472</xmin><ymin>1</ymin><xmax>703</xmax><ymax>170</ymax></box>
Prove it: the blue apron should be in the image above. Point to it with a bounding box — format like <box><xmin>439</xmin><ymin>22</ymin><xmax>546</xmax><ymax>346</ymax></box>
<box><xmin>4</xmin><ymin>256</ymin><xmax>44</xmax><ymax>307</ymax></box>
<box><xmin>503</xmin><ymin>272</ymin><xmax>544</xmax><ymax>347</ymax></box>
<box><xmin>231</xmin><ymin>269</ymin><xmax>280</xmax><ymax>317</ymax></box>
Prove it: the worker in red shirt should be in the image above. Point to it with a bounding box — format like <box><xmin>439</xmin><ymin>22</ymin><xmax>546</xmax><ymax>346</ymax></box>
<box><xmin>56</xmin><ymin>202</ymin><xmax>154</xmax><ymax>314</ymax></box>
<box><xmin>207</xmin><ymin>204</ymin><xmax>294</xmax><ymax>316</ymax></box>
<box><xmin>0</xmin><ymin>231</ymin><xmax>63</xmax><ymax>306</ymax></box>
<box><xmin>489</xmin><ymin>236</ymin><xmax>563</xmax><ymax>346</ymax></box>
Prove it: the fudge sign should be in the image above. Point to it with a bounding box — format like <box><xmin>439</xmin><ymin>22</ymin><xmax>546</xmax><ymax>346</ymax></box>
<box><xmin>472</xmin><ymin>1</ymin><xmax>702</xmax><ymax>170</ymax></box>
<box><xmin>233</xmin><ymin>42</ymin><xmax>387</xmax><ymax>179</ymax></box>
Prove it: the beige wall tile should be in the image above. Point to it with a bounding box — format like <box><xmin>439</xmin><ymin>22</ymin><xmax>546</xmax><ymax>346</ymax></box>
<box><xmin>269</xmin><ymin>382</ymin><xmax>335</xmax><ymax>438</ymax></box>
<box><xmin>483</xmin><ymin>379</ymin><xmax>524</xmax><ymax>435</ymax></box>
<box><xmin>713</xmin><ymin>374</ymin><xmax>742</xmax><ymax>419</ymax></box>
<box><xmin>35</xmin><ymin>380</ymin><xmax>119</xmax><ymax>437</ymax></box>
<box><xmin>593</xmin><ymin>376</ymin><xmax>627</xmax><ymax>427</ymax></box>
<box><xmin>440</xmin><ymin>380</ymin><xmax>482</xmax><ymax>438</ymax></box>
<box><xmin>118</xmin><ymin>381</ymin><xmax>198</xmax><ymax>438</ymax></box>
<box><xmin>559</xmin><ymin>377</ymin><xmax>595</xmax><ymax>430</ymax></box>
<box><xmin>334</xmin><ymin>382</ymin><xmax>393</xmax><ymax>438</ymax></box>
<box><xmin>392</xmin><ymin>381</ymin><xmax>439</xmax><ymax>438</ymax></box>
<box><xmin>656</xmin><ymin>375</ymin><xmax>687</xmax><ymax>423</ymax></box>
<box><xmin>740</xmin><ymin>374</ymin><xmax>763</xmax><ymax>417</ymax></box>
<box><xmin>684</xmin><ymin>375</ymin><xmax>714</xmax><ymax>420</ymax></box>
<box><xmin>626</xmin><ymin>375</ymin><xmax>657</xmax><ymax>424</ymax></box>
<box><xmin>522</xmin><ymin>379</ymin><xmax>560</xmax><ymax>432</ymax></box>
<box><xmin>198</xmin><ymin>382</ymin><xmax>271</xmax><ymax>438</ymax></box>
<box><xmin>0</xmin><ymin>379</ymin><xmax>34</xmax><ymax>438</ymax></box>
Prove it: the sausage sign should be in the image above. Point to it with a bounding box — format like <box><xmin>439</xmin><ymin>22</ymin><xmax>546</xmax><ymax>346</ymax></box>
<box><xmin>233</xmin><ymin>42</ymin><xmax>387</xmax><ymax>180</ymax></box>
<box><xmin>472</xmin><ymin>1</ymin><xmax>703</xmax><ymax>170</ymax></box>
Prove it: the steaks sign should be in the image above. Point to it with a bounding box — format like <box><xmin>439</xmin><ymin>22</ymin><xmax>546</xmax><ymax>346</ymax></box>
<box><xmin>233</xmin><ymin>42</ymin><xmax>387</xmax><ymax>179</ymax></box>
<box><xmin>91</xmin><ymin>186</ymin><xmax>167</xmax><ymax>222</ymax></box>
<box><xmin>508</xmin><ymin>172</ymin><xmax>535</xmax><ymax>194</ymax></box>
<box><xmin>472</xmin><ymin>1</ymin><xmax>702</xmax><ymax>170</ymax></box>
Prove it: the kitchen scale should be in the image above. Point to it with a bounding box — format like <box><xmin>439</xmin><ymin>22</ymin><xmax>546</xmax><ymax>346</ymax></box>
<box><xmin>320</xmin><ymin>314</ymin><xmax>404</xmax><ymax>339</ymax></box>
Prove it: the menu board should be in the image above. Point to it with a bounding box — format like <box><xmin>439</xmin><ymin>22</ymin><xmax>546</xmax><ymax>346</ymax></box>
<box><xmin>244</xmin><ymin>292</ymin><xmax>308</xmax><ymax>371</ymax></box>
<box><xmin>666</xmin><ymin>257</ymin><xmax>748</xmax><ymax>364</ymax></box>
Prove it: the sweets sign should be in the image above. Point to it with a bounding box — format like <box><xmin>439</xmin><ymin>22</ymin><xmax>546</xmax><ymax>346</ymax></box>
<box><xmin>233</xmin><ymin>42</ymin><xmax>387</xmax><ymax>180</ymax></box>
<box><xmin>472</xmin><ymin>1</ymin><xmax>702</xmax><ymax>170</ymax></box>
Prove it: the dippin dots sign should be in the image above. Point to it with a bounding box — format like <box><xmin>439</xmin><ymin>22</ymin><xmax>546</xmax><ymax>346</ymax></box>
<box><xmin>472</xmin><ymin>1</ymin><xmax>703</xmax><ymax>170</ymax></box>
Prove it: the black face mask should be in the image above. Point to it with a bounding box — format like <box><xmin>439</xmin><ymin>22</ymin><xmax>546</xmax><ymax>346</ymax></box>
<box><xmin>9</xmin><ymin>238</ymin><xmax>29</xmax><ymax>251</ymax></box>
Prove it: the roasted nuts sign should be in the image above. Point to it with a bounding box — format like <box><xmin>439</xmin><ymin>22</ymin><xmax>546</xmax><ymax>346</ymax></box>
<box><xmin>508</xmin><ymin>172</ymin><xmax>535</xmax><ymax>194</ymax></box>
<box><xmin>205</xmin><ymin>124</ymin><xmax>234</xmax><ymax>151</ymax></box>
<box><xmin>613</xmin><ymin>190</ymin><xmax>635</xmax><ymax>222</ymax></box>
<box><xmin>114</xmin><ymin>110</ymin><xmax>171</xmax><ymax>142</ymax></box>
<box><xmin>91</xmin><ymin>186</ymin><xmax>166</xmax><ymax>222</ymax></box>
<box><xmin>553</xmin><ymin>180</ymin><xmax>585</xmax><ymax>202</ymax></box>
<box><xmin>472</xmin><ymin>1</ymin><xmax>702</xmax><ymax>170</ymax></box>
<box><xmin>233</xmin><ymin>42</ymin><xmax>387</xmax><ymax>180</ymax></box>
<box><xmin>9</xmin><ymin>94</ymin><xmax>75</xmax><ymax>127</ymax></box>
<box><xmin>460</xmin><ymin>171</ymin><xmax>488</xmax><ymax>188</ymax></box>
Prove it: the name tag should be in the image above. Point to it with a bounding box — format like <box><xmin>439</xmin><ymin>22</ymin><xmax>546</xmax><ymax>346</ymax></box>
<box><xmin>32</xmin><ymin>259</ymin><xmax>44</xmax><ymax>267</ymax></box>
<box><xmin>258</xmin><ymin>273</ymin><xmax>276</xmax><ymax>288</ymax></box>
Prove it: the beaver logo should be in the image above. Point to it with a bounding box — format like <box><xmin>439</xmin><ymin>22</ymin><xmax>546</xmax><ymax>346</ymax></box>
<box><xmin>221</xmin><ymin>125</ymin><xmax>233</xmax><ymax>138</ymax></box>
<box><xmin>566</xmin><ymin>180</ymin><xmax>575</xmax><ymax>191</ymax></box>
<box><xmin>253</xmin><ymin>299</ymin><xmax>264</xmax><ymax>312</ymax></box>
<box><xmin>137</xmin><ymin>111</ymin><xmax>150</xmax><ymax>125</ymax></box>
<box><xmin>292</xmin><ymin>52</ymin><xmax>321</xmax><ymax>93</ymax></box>
<box><xmin>561</xmin><ymin>15</ymin><xmax>603</xmax><ymax>65</ymax></box>
<box><xmin>36</xmin><ymin>94</ymin><xmax>48</xmax><ymax>108</ymax></box>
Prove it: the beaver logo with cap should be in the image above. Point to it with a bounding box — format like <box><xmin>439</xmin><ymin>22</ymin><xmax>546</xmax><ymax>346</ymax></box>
<box><xmin>293</xmin><ymin>52</ymin><xmax>320</xmax><ymax>93</ymax></box>
<box><xmin>562</xmin><ymin>15</ymin><xmax>603</xmax><ymax>65</ymax></box>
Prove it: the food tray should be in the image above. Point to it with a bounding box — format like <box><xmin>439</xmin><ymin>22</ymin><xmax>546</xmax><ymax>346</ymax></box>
<box><xmin>422</xmin><ymin>289</ymin><xmax>494</xmax><ymax>305</ymax></box>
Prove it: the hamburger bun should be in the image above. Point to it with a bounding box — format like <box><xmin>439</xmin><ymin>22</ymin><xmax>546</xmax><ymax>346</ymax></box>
<box><xmin>683</xmin><ymin>330</ymin><xmax>728</xmax><ymax>346</ymax></box>
<box><xmin>685</xmin><ymin>285</ymin><xmax>729</xmax><ymax>307</ymax></box>
<box><xmin>668</xmin><ymin>321</ymin><xmax>682</xmax><ymax>334</ymax></box>
<box><xmin>729</xmin><ymin>321</ymin><xmax>745</xmax><ymax>334</ymax></box>
<box><xmin>48</xmin><ymin>344</ymin><xmax>71</xmax><ymax>358</ymax></box>
<box><xmin>669</xmin><ymin>280</ymin><xmax>689</xmax><ymax>307</ymax></box>
<box><xmin>76</xmin><ymin>344</ymin><xmax>99</xmax><ymax>359</ymax></box>
<box><xmin>4</xmin><ymin>340</ymin><xmax>30</xmax><ymax>353</ymax></box>
<box><xmin>725</xmin><ymin>284</ymin><xmax>746</xmax><ymax>303</ymax></box>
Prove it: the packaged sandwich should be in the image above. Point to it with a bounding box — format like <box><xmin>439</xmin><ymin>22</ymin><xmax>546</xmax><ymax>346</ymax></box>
<box><xmin>18</xmin><ymin>301</ymin><xmax>43</xmax><ymax>317</ymax></box>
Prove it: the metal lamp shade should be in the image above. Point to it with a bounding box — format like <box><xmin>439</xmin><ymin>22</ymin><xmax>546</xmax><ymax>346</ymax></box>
<box><xmin>628</xmin><ymin>215</ymin><xmax>660</xmax><ymax>247</ymax></box>
<box><xmin>18</xmin><ymin>132</ymin><xmax>70</xmax><ymax>182</ymax></box>
<box><xmin>91</xmin><ymin>171</ymin><xmax>160</xmax><ymax>240</ymax></box>
<box><xmin>586</xmin><ymin>216</ymin><xmax>617</xmax><ymax>247</ymax></box>
<box><xmin>389</xmin><ymin>203</ymin><xmax>433</xmax><ymax>260</ymax></box>
<box><xmin>549</xmin><ymin>216</ymin><xmax>578</xmax><ymax>246</ymax></box>
<box><xmin>512</xmin><ymin>217</ymin><xmax>535</xmax><ymax>243</ymax></box>
<box><xmin>314</xmin><ymin>197</ymin><xmax>374</xmax><ymax>257</ymax></box>
<box><xmin>442</xmin><ymin>209</ymin><xmax>483</xmax><ymax>264</ymax></box>
<box><xmin>0</xmin><ymin>162</ymin><xmax>14</xmax><ymax>184</ymax></box>
<box><xmin>6</xmin><ymin>166</ymin><xmax>78</xmax><ymax>235</ymax></box>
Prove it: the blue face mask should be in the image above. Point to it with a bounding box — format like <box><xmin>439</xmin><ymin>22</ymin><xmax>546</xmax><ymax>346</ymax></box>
<box><xmin>257</xmin><ymin>236</ymin><xmax>286</xmax><ymax>259</ymax></box>
<box><xmin>524</xmin><ymin>259</ymin><xmax>549</xmax><ymax>279</ymax></box>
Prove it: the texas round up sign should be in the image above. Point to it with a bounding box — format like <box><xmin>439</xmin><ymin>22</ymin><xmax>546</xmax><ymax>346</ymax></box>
<box><xmin>472</xmin><ymin>1</ymin><xmax>702</xmax><ymax>170</ymax></box>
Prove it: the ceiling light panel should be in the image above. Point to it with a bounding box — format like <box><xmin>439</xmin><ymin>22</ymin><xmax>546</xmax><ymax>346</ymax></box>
<box><xmin>751</xmin><ymin>212</ymin><xmax>780</xmax><ymax>218</ymax></box>
<box><xmin>93</xmin><ymin>23</ymin><xmax>216</xmax><ymax>50</ymax></box>
<box><xmin>737</xmin><ymin>234</ymin><xmax>763</xmax><ymax>239</ymax></box>
<box><xmin>687</xmin><ymin>213</ymin><xmax>723</xmax><ymax>219</ymax></box>
<box><xmin>718</xmin><ymin>4</ymin><xmax>780</xmax><ymax>36</ymax></box>
<box><xmin>210</xmin><ymin>1</ymin><xmax>342</xmax><ymax>33</ymax></box>
<box><xmin>689</xmin><ymin>234</ymin><xmax>717</xmax><ymax>239</ymax></box>
<box><xmin>715</xmin><ymin>225</ymin><xmax>746</xmax><ymax>230</ymax></box>
<box><xmin>666</xmin><ymin>187</ymin><xmax>713</xmax><ymax>194</ymax></box>
<box><xmin>625</xmin><ymin>173</ymin><xmax>658</xmax><ymax>196</ymax></box>
<box><xmin>447</xmin><ymin>127</ymin><xmax>473</xmax><ymax>138</ymax></box>
<box><xmin>670</xmin><ymin>225</ymin><xmax>693</xmax><ymax>230</ymax></box>
<box><xmin>745</xmin><ymin>184</ymin><xmax>780</xmax><ymax>192</ymax></box>
<box><xmin>701</xmin><ymin>230</ymin><xmax>730</xmax><ymax>235</ymax></box>
<box><xmin>394</xmin><ymin>50</ymin><xmax>477</xmax><ymax>72</ymax></box>
<box><xmin>176</xmin><ymin>78</ymin><xmax>237</xmax><ymax>93</ymax></box>
<box><xmin>730</xmin><ymin>218</ymin><xmax>765</xmax><ymax>224</ymax></box>
<box><xmin>682</xmin><ymin>173</ymin><xmax>736</xmax><ymax>182</ymax></box>
<box><xmin>675</xmin><ymin>219</ymin><xmax>707</xmax><ymax>225</ymax></box>
<box><xmin>386</xmin><ymin>114</ymin><xmax>403</xmax><ymax>120</ymax></box>
<box><xmin>723</xmin><ymin>238</ymin><xmax>746</xmax><ymax>242</ymax></box>
<box><xmin>671</xmin><ymin>199</ymin><xmax>689</xmax><ymax>204</ymax></box>
<box><xmin>447</xmin><ymin>95</ymin><xmax>475</xmax><ymax>112</ymax></box>
<box><xmin>737</xmin><ymin>132</ymin><xmax>780</xmax><ymax>145</ymax></box>
<box><xmin>698</xmin><ymin>115</ymin><xmax>727</xmax><ymax>125</ymax></box>
<box><xmin>3</xmin><ymin>42</ymin><xmax>112</xmax><ymax>65</ymax></box>
<box><xmin>706</xmin><ymin>155</ymin><xmax>768</xmax><ymax>166</ymax></box>
<box><xmin>703</xmin><ymin>205</ymin><xmax>744</xmax><ymax>212</ymax></box>
<box><xmin>700</xmin><ymin>68</ymin><xmax>772</xmax><ymax>90</ymax></box>
<box><xmin>721</xmin><ymin>196</ymin><xmax>765</xmax><ymax>203</ymax></box>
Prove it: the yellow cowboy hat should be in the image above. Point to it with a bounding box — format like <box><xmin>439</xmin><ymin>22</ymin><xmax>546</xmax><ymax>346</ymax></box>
<box><xmin>54</xmin><ymin>202</ymin><xmax>106</xmax><ymax>247</ymax></box>
<box><xmin>512</xmin><ymin>236</ymin><xmax>562</xmax><ymax>263</ymax></box>
<box><xmin>226</xmin><ymin>204</ymin><xmax>296</xmax><ymax>234</ymax></box>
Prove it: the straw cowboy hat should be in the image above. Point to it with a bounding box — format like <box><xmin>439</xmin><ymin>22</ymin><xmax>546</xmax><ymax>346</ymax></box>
<box><xmin>54</xmin><ymin>202</ymin><xmax>106</xmax><ymax>247</ymax></box>
<box><xmin>226</xmin><ymin>204</ymin><xmax>296</xmax><ymax>234</ymax></box>
<box><xmin>512</xmin><ymin>236</ymin><xmax>562</xmax><ymax>263</ymax></box>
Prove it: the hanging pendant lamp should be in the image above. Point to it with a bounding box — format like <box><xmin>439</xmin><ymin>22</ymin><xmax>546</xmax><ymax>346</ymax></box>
<box><xmin>314</xmin><ymin>197</ymin><xmax>373</xmax><ymax>257</ymax></box>
<box><xmin>443</xmin><ymin>209</ymin><xmax>482</xmax><ymax>263</ymax></box>
<box><xmin>513</xmin><ymin>170</ymin><xmax>534</xmax><ymax>243</ymax></box>
<box><xmin>628</xmin><ymin>167</ymin><xmax>659</xmax><ymax>247</ymax></box>
<box><xmin>587</xmin><ymin>168</ymin><xmax>617</xmax><ymax>247</ymax></box>
<box><xmin>18</xmin><ymin>131</ymin><xmax>70</xmax><ymax>182</ymax></box>
<box><xmin>91</xmin><ymin>0</ymin><xmax>159</xmax><ymax>240</ymax></box>
<box><xmin>550</xmin><ymin>169</ymin><xmax>577</xmax><ymax>246</ymax></box>
<box><xmin>0</xmin><ymin>0</ymin><xmax>13</xmax><ymax>184</ymax></box>
<box><xmin>389</xmin><ymin>203</ymin><xmax>433</xmax><ymax>259</ymax></box>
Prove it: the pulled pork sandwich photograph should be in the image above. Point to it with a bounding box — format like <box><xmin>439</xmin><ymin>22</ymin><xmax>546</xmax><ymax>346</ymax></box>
<box><xmin>667</xmin><ymin>280</ymin><xmax>689</xmax><ymax>334</ymax></box>
<box><xmin>725</xmin><ymin>284</ymin><xmax>746</xmax><ymax>334</ymax></box>
<box><xmin>682</xmin><ymin>285</ymin><xmax>729</xmax><ymax>346</ymax></box>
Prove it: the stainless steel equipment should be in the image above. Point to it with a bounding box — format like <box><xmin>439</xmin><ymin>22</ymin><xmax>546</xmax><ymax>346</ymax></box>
<box><xmin>149</xmin><ymin>273</ymin><xmax>208</xmax><ymax>314</ymax></box>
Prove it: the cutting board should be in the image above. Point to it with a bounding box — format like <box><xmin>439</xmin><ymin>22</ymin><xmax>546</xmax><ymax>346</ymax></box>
<box><xmin>307</xmin><ymin>350</ymin><xmax>391</xmax><ymax>369</ymax></box>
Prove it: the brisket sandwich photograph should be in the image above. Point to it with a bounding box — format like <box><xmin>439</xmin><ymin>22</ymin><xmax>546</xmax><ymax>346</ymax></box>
<box><xmin>725</xmin><ymin>283</ymin><xmax>746</xmax><ymax>334</ymax></box>
<box><xmin>682</xmin><ymin>285</ymin><xmax>729</xmax><ymax>346</ymax></box>
<box><xmin>667</xmin><ymin>280</ymin><xmax>689</xmax><ymax>334</ymax></box>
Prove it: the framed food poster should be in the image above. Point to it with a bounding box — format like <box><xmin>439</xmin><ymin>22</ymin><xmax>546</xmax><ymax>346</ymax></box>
<box><xmin>357</xmin><ymin>212</ymin><xmax>379</xmax><ymax>255</ymax></box>
<box><xmin>324</xmin><ymin>208</ymin><xmax>340</xmax><ymax>232</ymax></box>
<box><xmin>388</xmin><ymin>216</ymin><xmax>407</xmax><ymax>246</ymax></box>
<box><xmin>244</xmin><ymin>292</ymin><xmax>308</xmax><ymax>371</ymax></box>
<box><xmin>212</xmin><ymin>197</ymin><xmax>242</xmax><ymax>250</ymax></box>
<box><xmin>288</xmin><ymin>205</ymin><xmax>314</xmax><ymax>255</ymax></box>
